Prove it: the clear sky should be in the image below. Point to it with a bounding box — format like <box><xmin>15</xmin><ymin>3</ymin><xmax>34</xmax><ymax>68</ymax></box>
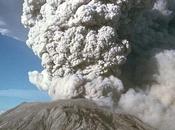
<box><xmin>0</xmin><ymin>34</ymin><xmax>50</xmax><ymax>111</ymax></box>
<box><xmin>0</xmin><ymin>0</ymin><xmax>27</xmax><ymax>40</ymax></box>
<box><xmin>0</xmin><ymin>0</ymin><xmax>51</xmax><ymax>112</ymax></box>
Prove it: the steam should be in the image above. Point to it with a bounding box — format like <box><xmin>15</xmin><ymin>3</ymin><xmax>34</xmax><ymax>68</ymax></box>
<box><xmin>22</xmin><ymin>0</ymin><xmax>175</xmax><ymax>130</ymax></box>
<box><xmin>0</xmin><ymin>111</ymin><xmax>4</xmax><ymax>115</ymax></box>
<box><xmin>153</xmin><ymin>0</ymin><xmax>172</xmax><ymax>15</ymax></box>
<box><xmin>118</xmin><ymin>50</ymin><xmax>175</xmax><ymax>130</ymax></box>
<box><xmin>116</xmin><ymin>0</ymin><xmax>175</xmax><ymax>129</ymax></box>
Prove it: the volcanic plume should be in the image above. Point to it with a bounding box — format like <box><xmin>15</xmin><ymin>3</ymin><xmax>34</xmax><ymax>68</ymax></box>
<box><xmin>22</xmin><ymin>0</ymin><xmax>175</xmax><ymax>130</ymax></box>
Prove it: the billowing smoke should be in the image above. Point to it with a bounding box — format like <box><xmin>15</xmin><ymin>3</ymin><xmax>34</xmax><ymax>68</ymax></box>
<box><xmin>118</xmin><ymin>50</ymin><xmax>175</xmax><ymax>130</ymax></box>
<box><xmin>0</xmin><ymin>111</ymin><xmax>4</xmax><ymax>115</ymax></box>
<box><xmin>117</xmin><ymin>0</ymin><xmax>175</xmax><ymax>129</ymax></box>
<box><xmin>21</xmin><ymin>0</ymin><xmax>146</xmax><ymax>105</ymax></box>
<box><xmin>22</xmin><ymin>0</ymin><xmax>175</xmax><ymax>130</ymax></box>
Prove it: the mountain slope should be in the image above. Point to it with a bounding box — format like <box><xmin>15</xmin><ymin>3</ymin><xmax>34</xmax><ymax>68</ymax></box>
<box><xmin>0</xmin><ymin>99</ymin><xmax>155</xmax><ymax>130</ymax></box>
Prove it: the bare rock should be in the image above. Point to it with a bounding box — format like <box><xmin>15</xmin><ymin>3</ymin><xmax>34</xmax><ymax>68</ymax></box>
<box><xmin>0</xmin><ymin>99</ymin><xmax>155</xmax><ymax>130</ymax></box>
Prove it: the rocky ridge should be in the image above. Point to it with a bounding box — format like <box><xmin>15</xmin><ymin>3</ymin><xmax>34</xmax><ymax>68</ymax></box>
<box><xmin>0</xmin><ymin>99</ymin><xmax>155</xmax><ymax>130</ymax></box>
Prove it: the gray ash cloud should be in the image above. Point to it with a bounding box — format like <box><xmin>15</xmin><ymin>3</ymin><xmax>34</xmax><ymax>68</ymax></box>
<box><xmin>22</xmin><ymin>0</ymin><xmax>175</xmax><ymax>129</ymax></box>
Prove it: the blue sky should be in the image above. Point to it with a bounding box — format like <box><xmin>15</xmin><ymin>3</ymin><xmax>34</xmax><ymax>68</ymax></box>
<box><xmin>0</xmin><ymin>0</ymin><xmax>27</xmax><ymax>40</ymax></box>
<box><xmin>0</xmin><ymin>35</ymin><xmax>50</xmax><ymax>111</ymax></box>
<box><xmin>0</xmin><ymin>0</ymin><xmax>51</xmax><ymax>112</ymax></box>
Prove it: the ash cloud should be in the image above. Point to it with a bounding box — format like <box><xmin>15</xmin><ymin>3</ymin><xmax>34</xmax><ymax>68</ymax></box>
<box><xmin>22</xmin><ymin>0</ymin><xmax>137</xmax><ymax>105</ymax></box>
<box><xmin>22</xmin><ymin>0</ymin><xmax>175</xmax><ymax>130</ymax></box>
<box><xmin>117</xmin><ymin>0</ymin><xmax>175</xmax><ymax>129</ymax></box>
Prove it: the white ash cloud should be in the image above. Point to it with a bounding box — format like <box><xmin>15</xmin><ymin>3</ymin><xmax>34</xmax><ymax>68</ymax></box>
<box><xmin>118</xmin><ymin>50</ymin><xmax>175</xmax><ymax>130</ymax></box>
<box><xmin>153</xmin><ymin>0</ymin><xmax>172</xmax><ymax>15</ymax></box>
<box><xmin>22</xmin><ymin>0</ymin><xmax>175</xmax><ymax>129</ymax></box>
<box><xmin>22</xmin><ymin>0</ymin><xmax>141</xmax><ymax>105</ymax></box>
<box><xmin>0</xmin><ymin>111</ymin><xmax>4</xmax><ymax>115</ymax></box>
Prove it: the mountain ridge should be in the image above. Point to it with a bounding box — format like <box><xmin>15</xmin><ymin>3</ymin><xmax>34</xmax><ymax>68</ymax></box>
<box><xmin>0</xmin><ymin>99</ymin><xmax>155</xmax><ymax>130</ymax></box>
